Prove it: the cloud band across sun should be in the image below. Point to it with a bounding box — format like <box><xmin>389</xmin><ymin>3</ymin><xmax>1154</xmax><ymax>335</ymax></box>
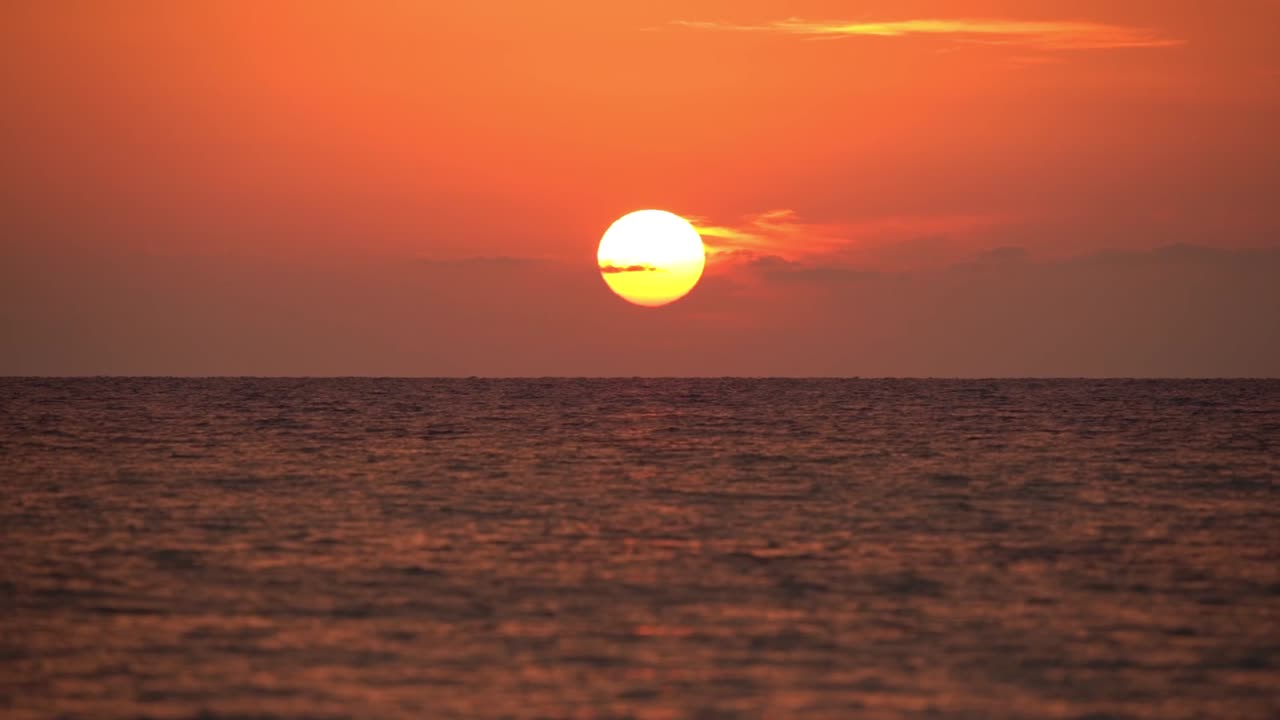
<box><xmin>599</xmin><ymin>263</ymin><xmax>660</xmax><ymax>274</ymax></box>
<box><xmin>672</xmin><ymin>18</ymin><xmax>1183</xmax><ymax>50</ymax></box>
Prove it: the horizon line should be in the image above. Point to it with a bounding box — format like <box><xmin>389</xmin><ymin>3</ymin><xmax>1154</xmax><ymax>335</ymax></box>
<box><xmin>3</xmin><ymin>375</ymin><xmax>1275</xmax><ymax>381</ymax></box>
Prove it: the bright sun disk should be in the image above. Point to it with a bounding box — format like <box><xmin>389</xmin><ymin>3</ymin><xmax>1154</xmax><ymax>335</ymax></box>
<box><xmin>597</xmin><ymin>210</ymin><xmax>706</xmax><ymax>308</ymax></box>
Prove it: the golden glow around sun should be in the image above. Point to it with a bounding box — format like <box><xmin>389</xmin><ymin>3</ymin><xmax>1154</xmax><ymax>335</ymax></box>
<box><xmin>597</xmin><ymin>210</ymin><xmax>707</xmax><ymax>307</ymax></box>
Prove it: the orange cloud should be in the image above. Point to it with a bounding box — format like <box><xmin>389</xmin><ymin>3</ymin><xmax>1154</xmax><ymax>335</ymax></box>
<box><xmin>694</xmin><ymin>210</ymin><xmax>840</xmax><ymax>259</ymax></box>
<box><xmin>673</xmin><ymin>18</ymin><xmax>1183</xmax><ymax>50</ymax></box>
<box><xmin>693</xmin><ymin>209</ymin><xmax>1003</xmax><ymax>270</ymax></box>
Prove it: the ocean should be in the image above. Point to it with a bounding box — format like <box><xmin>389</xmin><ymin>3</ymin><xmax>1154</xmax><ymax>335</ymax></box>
<box><xmin>2</xmin><ymin>378</ymin><xmax>1277</xmax><ymax>718</ymax></box>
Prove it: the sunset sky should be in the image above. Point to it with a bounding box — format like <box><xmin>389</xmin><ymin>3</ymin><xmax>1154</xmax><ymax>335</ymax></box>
<box><xmin>3</xmin><ymin>1</ymin><xmax>1278</xmax><ymax>376</ymax></box>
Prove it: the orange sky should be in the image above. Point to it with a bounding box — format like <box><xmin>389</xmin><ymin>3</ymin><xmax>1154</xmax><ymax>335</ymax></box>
<box><xmin>3</xmin><ymin>1</ymin><xmax>1278</xmax><ymax>375</ymax></box>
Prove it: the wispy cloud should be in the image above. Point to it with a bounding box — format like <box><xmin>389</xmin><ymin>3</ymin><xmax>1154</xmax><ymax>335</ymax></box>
<box><xmin>694</xmin><ymin>209</ymin><xmax>838</xmax><ymax>258</ymax></box>
<box><xmin>692</xmin><ymin>209</ymin><xmax>1003</xmax><ymax>270</ymax></box>
<box><xmin>673</xmin><ymin>18</ymin><xmax>1183</xmax><ymax>51</ymax></box>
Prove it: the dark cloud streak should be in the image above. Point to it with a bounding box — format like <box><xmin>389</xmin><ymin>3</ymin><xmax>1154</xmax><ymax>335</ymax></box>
<box><xmin>599</xmin><ymin>264</ymin><xmax>661</xmax><ymax>274</ymax></box>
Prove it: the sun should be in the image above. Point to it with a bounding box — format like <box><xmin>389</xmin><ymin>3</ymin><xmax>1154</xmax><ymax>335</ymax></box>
<box><xmin>597</xmin><ymin>210</ymin><xmax>706</xmax><ymax>307</ymax></box>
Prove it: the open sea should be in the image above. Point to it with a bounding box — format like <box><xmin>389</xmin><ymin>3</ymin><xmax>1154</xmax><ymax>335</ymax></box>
<box><xmin>1</xmin><ymin>378</ymin><xmax>1277</xmax><ymax>719</ymax></box>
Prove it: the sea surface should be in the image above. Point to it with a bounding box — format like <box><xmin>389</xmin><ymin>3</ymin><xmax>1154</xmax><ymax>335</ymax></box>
<box><xmin>1</xmin><ymin>378</ymin><xmax>1277</xmax><ymax>719</ymax></box>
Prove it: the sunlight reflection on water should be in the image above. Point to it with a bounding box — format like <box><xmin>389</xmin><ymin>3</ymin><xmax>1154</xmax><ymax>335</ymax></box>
<box><xmin>2</xmin><ymin>378</ymin><xmax>1278</xmax><ymax>718</ymax></box>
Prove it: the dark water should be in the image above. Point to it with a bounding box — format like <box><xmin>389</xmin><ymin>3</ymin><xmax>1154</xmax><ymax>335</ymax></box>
<box><xmin>2</xmin><ymin>379</ymin><xmax>1278</xmax><ymax>719</ymax></box>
